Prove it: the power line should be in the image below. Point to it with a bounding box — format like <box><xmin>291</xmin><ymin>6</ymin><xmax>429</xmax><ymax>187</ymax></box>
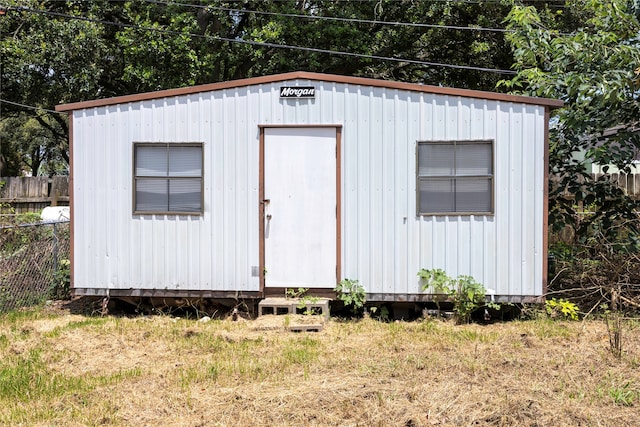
<box><xmin>0</xmin><ymin>99</ymin><xmax>62</xmax><ymax>115</ymax></box>
<box><xmin>148</xmin><ymin>0</ymin><xmax>574</xmax><ymax>36</ymax></box>
<box><xmin>144</xmin><ymin>0</ymin><xmax>515</xmax><ymax>33</ymax></box>
<box><xmin>9</xmin><ymin>5</ymin><xmax>517</xmax><ymax>75</ymax></box>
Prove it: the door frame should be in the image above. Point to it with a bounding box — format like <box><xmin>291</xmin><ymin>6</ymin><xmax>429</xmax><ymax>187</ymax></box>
<box><xmin>258</xmin><ymin>124</ymin><xmax>342</xmax><ymax>295</ymax></box>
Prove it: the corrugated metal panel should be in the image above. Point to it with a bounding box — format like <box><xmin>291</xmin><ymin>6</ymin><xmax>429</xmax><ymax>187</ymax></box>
<box><xmin>72</xmin><ymin>78</ymin><xmax>545</xmax><ymax>298</ymax></box>
<box><xmin>334</xmin><ymin>86</ymin><xmax>544</xmax><ymax>298</ymax></box>
<box><xmin>73</xmin><ymin>92</ymin><xmax>261</xmax><ymax>292</ymax></box>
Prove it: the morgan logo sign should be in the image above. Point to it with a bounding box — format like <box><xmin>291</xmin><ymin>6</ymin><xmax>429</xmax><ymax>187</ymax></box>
<box><xmin>279</xmin><ymin>86</ymin><xmax>315</xmax><ymax>98</ymax></box>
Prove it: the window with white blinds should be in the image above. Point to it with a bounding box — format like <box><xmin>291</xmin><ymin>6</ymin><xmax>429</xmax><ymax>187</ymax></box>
<box><xmin>134</xmin><ymin>143</ymin><xmax>203</xmax><ymax>214</ymax></box>
<box><xmin>417</xmin><ymin>140</ymin><xmax>493</xmax><ymax>214</ymax></box>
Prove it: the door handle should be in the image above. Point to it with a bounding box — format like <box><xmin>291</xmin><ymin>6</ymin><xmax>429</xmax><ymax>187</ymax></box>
<box><xmin>263</xmin><ymin>199</ymin><xmax>271</xmax><ymax>221</ymax></box>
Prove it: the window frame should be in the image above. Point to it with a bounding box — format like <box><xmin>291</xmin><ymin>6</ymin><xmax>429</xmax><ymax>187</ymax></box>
<box><xmin>132</xmin><ymin>142</ymin><xmax>204</xmax><ymax>215</ymax></box>
<box><xmin>416</xmin><ymin>139</ymin><xmax>494</xmax><ymax>216</ymax></box>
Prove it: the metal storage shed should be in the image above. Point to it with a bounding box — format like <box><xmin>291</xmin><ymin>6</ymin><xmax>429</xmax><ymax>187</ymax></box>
<box><xmin>56</xmin><ymin>71</ymin><xmax>562</xmax><ymax>304</ymax></box>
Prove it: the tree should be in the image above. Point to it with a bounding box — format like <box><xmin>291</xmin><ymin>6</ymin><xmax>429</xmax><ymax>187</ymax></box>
<box><xmin>1</xmin><ymin>0</ymin><xmax>110</xmax><ymax>175</ymax></box>
<box><xmin>0</xmin><ymin>114</ymin><xmax>67</xmax><ymax>176</ymax></box>
<box><xmin>501</xmin><ymin>0</ymin><xmax>640</xmax><ymax>240</ymax></box>
<box><xmin>109</xmin><ymin>1</ymin><xmax>520</xmax><ymax>88</ymax></box>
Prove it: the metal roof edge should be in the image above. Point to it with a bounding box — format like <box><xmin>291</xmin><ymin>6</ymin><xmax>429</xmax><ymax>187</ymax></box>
<box><xmin>55</xmin><ymin>71</ymin><xmax>564</xmax><ymax>112</ymax></box>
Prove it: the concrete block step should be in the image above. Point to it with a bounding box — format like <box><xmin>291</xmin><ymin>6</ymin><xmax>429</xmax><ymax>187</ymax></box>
<box><xmin>259</xmin><ymin>297</ymin><xmax>331</xmax><ymax>319</ymax></box>
<box><xmin>258</xmin><ymin>298</ymin><xmax>295</xmax><ymax>316</ymax></box>
<box><xmin>293</xmin><ymin>299</ymin><xmax>330</xmax><ymax>319</ymax></box>
<box><xmin>287</xmin><ymin>323</ymin><xmax>324</xmax><ymax>333</ymax></box>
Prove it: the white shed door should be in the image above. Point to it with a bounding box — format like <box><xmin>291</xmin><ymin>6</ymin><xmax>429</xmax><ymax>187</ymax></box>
<box><xmin>264</xmin><ymin>127</ymin><xmax>337</xmax><ymax>288</ymax></box>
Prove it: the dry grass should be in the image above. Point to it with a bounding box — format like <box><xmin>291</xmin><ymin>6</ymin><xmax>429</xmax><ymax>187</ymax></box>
<box><xmin>1</xmin><ymin>305</ymin><xmax>639</xmax><ymax>427</ymax></box>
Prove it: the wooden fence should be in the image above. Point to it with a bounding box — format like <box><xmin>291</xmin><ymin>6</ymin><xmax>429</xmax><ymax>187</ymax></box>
<box><xmin>594</xmin><ymin>173</ymin><xmax>640</xmax><ymax>198</ymax></box>
<box><xmin>0</xmin><ymin>176</ymin><xmax>69</xmax><ymax>213</ymax></box>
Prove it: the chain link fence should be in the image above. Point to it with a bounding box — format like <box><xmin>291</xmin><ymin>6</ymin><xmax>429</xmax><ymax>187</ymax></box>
<box><xmin>0</xmin><ymin>218</ymin><xmax>70</xmax><ymax>313</ymax></box>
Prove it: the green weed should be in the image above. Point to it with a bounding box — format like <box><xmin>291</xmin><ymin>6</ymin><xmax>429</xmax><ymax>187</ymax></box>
<box><xmin>545</xmin><ymin>298</ymin><xmax>579</xmax><ymax>320</ymax></box>
<box><xmin>0</xmin><ymin>349</ymin><xmax>142</xmax><ymax>402</ymax></box>
<box><xmin>418</xmin><ymin>268</ymin><xmax>499</xmax><ymax>323</ymax></box>
<box><xmin>450</xmin><ymin>328</ymin><xmax>498</xmax><ymax>343</ymax></box>
<box><xmin>0</xmin><ymin>349</ymin><xmax>85</xmax><ymax>401</ymax></box>
<box><xmin>0</xmin><ymin>308</ymin><xmax>50</xmax><ymax>326</ymax></box>
<box><xmin>522</xmin><ymin>318</ymin><xmax>577</xmax><ymax>339</ymax></box>
<box><xmin>283</xmin><ymin>336</ymin><xmax>319</xmax><ymax>365</ymax></box>
<box><xmin>334</xmin><ymin>279</ymin><xmax>366</xmax><ymax>314</ymax></box>
<box><xmin>609</xmin><ymin>382</ymin><xmax>637</xmax><ymax>406</ymax></box>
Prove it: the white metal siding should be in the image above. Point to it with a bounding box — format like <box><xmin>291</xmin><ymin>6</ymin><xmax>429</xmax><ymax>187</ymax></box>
<box><xmin>72</xmin><ymin>79</ymin><xmax>546</xmax><ymax>298</ymax></box>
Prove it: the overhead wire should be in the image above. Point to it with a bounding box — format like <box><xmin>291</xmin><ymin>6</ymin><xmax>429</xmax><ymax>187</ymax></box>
<box><xmin>0</xmin><ymin>99</ymin><xmax>63</xmax><ymax>115</ymax></box>
<box><xmin>144</xmin><ymin>0</ymin><xmax>513</xmax><ymax>33</ymax></box>
<box><xmin>8</xmin><ymin>5</ymin><xmax>518</xmax><ymax>75</ymax></box>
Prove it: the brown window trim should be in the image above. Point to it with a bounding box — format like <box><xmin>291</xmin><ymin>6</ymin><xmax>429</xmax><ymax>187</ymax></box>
<box><xmin>416</xmin><ymin>139</ymin><xmax>495</xmax><ymax>216</ymax></box>
<box><xmin>132</xmin><ymin>142</ymin><xmax>204</xmax><ymax>215</ymax></box>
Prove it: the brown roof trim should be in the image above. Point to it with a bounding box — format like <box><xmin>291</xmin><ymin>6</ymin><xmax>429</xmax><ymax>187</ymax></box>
<box><xmin>55</xmin><ymin>71</ymin><xmax>564</xmax><ymax>112</ymax></box>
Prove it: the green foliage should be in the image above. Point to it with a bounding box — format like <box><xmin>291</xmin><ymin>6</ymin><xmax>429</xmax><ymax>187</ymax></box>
<box><xmin>334</xmin><ymin>279</ymin><xmax>366</xmax><ymax>314</ymax></box>
<box><xmin>1</xmin><ymin>0</ymin><xmax>108</xmax><ymax>174</ymax></box>
<box><xmin>503</xmin><ymin>1</ymin><xmax>640</xmax><ymax>316</ymax></box>
<box><xmin>549</xmin><ymin>241</ymin><xmax>575</xmax><ymax>261</ymax></box>
<box><xmin>49</xmin><ymin>259</ymin><xmax>71</xmax><ymax>301</ymax></box>
<box><xmin>545</xmin><ymin>298</ymin><xmax>579</xmax><ymax>321</ymax></box>
<box><xmin>0</xmin><ymin>220</ymin><xmax>46</xmax><ymax>255</ymax></box>
<box><xmin>608</xmin><ymin>382</ymin><xmax>637</xmax><ymax>407</ymax></box>
<box><xmin>501</xmin><ymin>1</ymin><xmax>640</xmax><ymax>242</ymax></box>
<box><xmin>285</xmin><ymin>287</ymin><xmax>308</xmax><ymax>299</ymax></box>
<box><xmin>285</xmin><ymin>288</ymin><xmax>320</xmax><ymax>315</ymax></box>
<box><xmin>417</xmin><ymin>268</ymin><xmax>450</xmax><ymax>291</ymax></box>
<box><xmin>15</xmin><ymin>212</ymin><xmax>40</xmax><ymax>224</ymax></box>
<box><xmin>0</xmin><ymin>347</ymin><xmax>141</xmax><ymax>402</ymax></box>
<box><xmin>282</xmin><ymin>336</ymin><xmax>319</xmax><ymax>366</ymax></box>
<box><xmin>369</xmin><ymin>305</ymin><xmax>390</xmax><ymax>322</ymax></box>
<box><xmin>418</xmin><ymin>268</ymin><xmax>498</xmax><ymax>324</ymax></box>
<box><xmin>0</xmin><ymin>115</ymin><xmax>68</xmax><ymax>176</ymax></box>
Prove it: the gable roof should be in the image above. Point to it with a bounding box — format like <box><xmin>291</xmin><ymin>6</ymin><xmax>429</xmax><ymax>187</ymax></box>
<box><xmin>55</xmin><ymin>71</ymin><xmax>564</xmax><ymax>112</ymax></box>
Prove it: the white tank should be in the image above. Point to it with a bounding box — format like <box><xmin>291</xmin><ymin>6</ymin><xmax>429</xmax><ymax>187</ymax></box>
<box><xmin>40</xmin><ymin>206</ymin><xmax>70</xmax><ymax>222</ymax></box>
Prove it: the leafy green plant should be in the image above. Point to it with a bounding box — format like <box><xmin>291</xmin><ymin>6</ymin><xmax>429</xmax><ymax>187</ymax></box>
<box><xmin>334</xmin><ymin>279</ymin><xmax>366</xmax><ymax>314</ymax></box>
<box><xmin>545</xmin><ymin>298</ymin><xmax>579</xmax><ymax>321</ymax></box>
<box><xmin>15</xmin><ymin>212</ymin><xmax>41</xmax><ymax>225</ymax></box>
<box><xmin>285</xmin><ymin>287</ymin><xmax>319</xmax><ymax>315</ymax></box>
<box><xmin>502</xmin><ymin>2</ymin><xmax>640</xmax><ymax>243</ymax></box>
<box><xmin>49</xmin><ymin>259</ymin><xmax>71</xmax><ymax>300</ymax></box>
<box><xmin>417</xmin><ymin>268</ymin><xmax>450</xmax><ymax>291</ymax></box>
<box><xmin>369</xmin><ymin>305</ymin><xmax>390</xmax><ymax>322</ymax></box>
<box><xmin>518</xmin><ymin>303</ymin><xmax>547</xmax><ymax>320</ymax></box>
<box><xmin>418</xmin><ymin>268</ymin><xmax>498</xmax><ymax>324</ymax></box>
<box><xmin>609</xmin><ymin>382</ymin><xmax>637</xmax><ymax>407</ymax></box>
<box><xmin>285</xmin><ymin>287</ymin><xmax>309</xmax><ymax>299</ymax></box>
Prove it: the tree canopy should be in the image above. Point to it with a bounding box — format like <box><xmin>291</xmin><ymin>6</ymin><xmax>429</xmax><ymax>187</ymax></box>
<box><xmin>501</xmin><ymin>0</ymin><xmax>640</xmax><ymax>240</ymax></box>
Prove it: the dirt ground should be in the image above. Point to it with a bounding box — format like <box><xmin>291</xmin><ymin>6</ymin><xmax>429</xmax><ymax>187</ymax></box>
<box><xmin>1</xmin><ymin>300</ymin><xmax>639</xmax><ymax>426</ymax></box>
